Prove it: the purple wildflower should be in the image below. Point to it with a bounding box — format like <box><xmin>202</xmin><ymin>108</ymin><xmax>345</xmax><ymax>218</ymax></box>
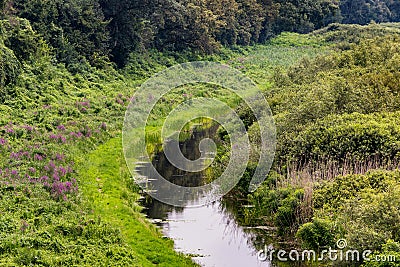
<box><xmin>55</xmin><ymin>153</ymin><xmax>65</xmax><ymax>161</ymax></box>
<box><xmin>80</xmin><ymin>101</ymin><xmax>90</xmax><ymax>107</ymax></box>
<box><xmin>53</xmin><ymin>173</ymin><xmax>60</xmax><ymax>182</ymax></box>
<box><xmin>44</xmin><ymin>161</ymin><xmax>56</xmax><ymax>173</ymax></box>
<box><xmin>116</xmin><ymin>98</ymin><xmax>124</xmax><ymax>105</ymax></box>
<box><xmin>10</xmin><ymin>152</ymin><xmax>20</xmax><ymax>160</ymax></box>
<box><xmin>34</xmin><ymin>154</ymin><xmax>44</xmax><ymax>161</ymax></box>
<box><xmin>20</xmin><ymin>220</ymin><xmax>29</xmax><ymax>233</ymax></box>
<box><xmin>0</xmin><ymin>138</ymin><xmax>6</xmax><ymax>146</ymax></box>
<box><xmin>58</xmin><ymin>167</ymin><xmax>67</xmax><ymax>177</ymax></box>
<box><xmin>23</xmin><ymin>125</ymin><xmax>34</xmax><ymax>132</ymax></box>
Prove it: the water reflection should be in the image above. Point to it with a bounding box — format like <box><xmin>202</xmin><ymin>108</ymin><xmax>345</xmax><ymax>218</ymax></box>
<box><xmin>139</xmin><ymin>127</ymin><xmax>273</xmax><ymax>267</ymax></box>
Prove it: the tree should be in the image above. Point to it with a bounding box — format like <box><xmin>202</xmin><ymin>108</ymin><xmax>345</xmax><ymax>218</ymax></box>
<box><xmin>235</xmin><ymin>0</ymin><xmax>264</xmax><ymax>45</ymax></box>
<box><xmin>340</xmin><ymin>0</ymin><xmax>391</xmax><ymax>24</ymax></box>
<box><xmin>12</xmin><ymin>0</ymin><xmax>109</xmax><ymax>65</ymax></box>
<box><xmin>385</xmin><ymin>0</ymin><xmax>400</xmax><ymax>21</ymax></box>
<box><xmin>257</xmin><ymin>0</ymin><xmax>280</xmax><ymax>42</ymax></box>
<box><xmin>99</xmin><ymin>0</ymin><xmax>156</xmax><ymax>67</ymax></box>
<box><xmin>206</xmin><ymin>0</ymin><xmax>240</xmax><ymax>45</ymax></box>
<box><xmin>271</xmin><ymin>0</ymin><xmax>340</xmax><ymax>34</ymax></box>
<box><xmin>152</xmin><ymin>0</ymin><xmax>220</xmax><ymax>53</ymax></box>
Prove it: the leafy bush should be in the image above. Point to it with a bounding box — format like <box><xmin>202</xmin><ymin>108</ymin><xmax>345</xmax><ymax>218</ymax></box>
<box><xmin>338</xmin><ymin>185</ymin><xmax>400</xmax><ymax>251</ymax></box>
<box><xmin>311</xmin><ymin>170</ymin><xmax>400</xmax><ymax>252</ymax></box>
<box><xmin>270</xmin><ymin>35</ymin><xmax>400</xmax><ymax>134</ymax></box>
<box><xmin>0</xmin><ymin>43</ymin><xmax>20</xmax><ymax>89</ymax></box>
<box><xmin>12</xmin><ymin>0</ymin><xmax>109</xmax><ymax>65</ymax></box>
<box><xmin>313</xmin><ymin>170</ymin><xmax>400</xmax><ymax>209</ymax></box>
<box><xmin>0</xmin><ymin>18</ymin><xmax>48</xmax><ymax>62</ymax></box>
<box><xmin>248</xmin><ymin>182</ymin><xmax>305</xmax><ymax>235</ymax></box>
<box><xmin>280</xmin><ymin>112</ymin><xmax>400</xmax><ymax>164</ymax></box>
<box><xmin>364</xmin><ymin>240</ymin><xmax>400</xmax><ymax>267</ymax></box>
<box><xmin>296</xmin><ymin>218</ymin><xmax>335</xmax><ymax>250</ymax></box>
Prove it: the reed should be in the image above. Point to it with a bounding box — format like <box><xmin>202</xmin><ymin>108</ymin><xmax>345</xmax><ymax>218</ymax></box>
<box><xmin>277</xmin><ymin>155</ymin><xmax>400</xmax><ymax>188</ymax></box>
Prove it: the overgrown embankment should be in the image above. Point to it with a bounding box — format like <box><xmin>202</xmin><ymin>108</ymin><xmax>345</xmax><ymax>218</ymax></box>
<box><xmin>78</xmin><ymin>137</ymin><xmax>196</xmax><ymax>266</ymax></box>
<box><xmin>0</xmin><ymin>17</ymin><xmax>197</xmax><ymax>265</ymax></box>
<box><xmin>221</xmin><ymin>23</ymin><xmax>400</xmax><ymax>266</ymax></box>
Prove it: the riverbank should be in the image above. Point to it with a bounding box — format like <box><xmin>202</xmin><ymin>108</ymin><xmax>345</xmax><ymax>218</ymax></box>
<box><xmin>78</xmin><ymin>137</ymin><xmax>197</xmax><ymax>266</ymax></box>
<box><xmin>213</xmin><ymin>24</ymin><xmax>400</xmax><ymax>267</ymax></box>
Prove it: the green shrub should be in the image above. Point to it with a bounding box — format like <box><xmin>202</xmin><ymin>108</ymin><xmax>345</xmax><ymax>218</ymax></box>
<box><xmin>0</xmin><ymin>18</ymin><xmax>48</xmax><ymax>62</ymax></box>
<box><xmin>270</xmin><ymin>36</ymin><xmax>400</xmax><ymax>137</ymax></box>
<box><xmin>248</xmin><ymin>183</ymin><xmax>305</xmax><ymax>235</ymax></box>
<box><xmin>313</xmin><ymin>170</ymin><xmax>400</xmax><ymax>209</ymax></box>
<box><xmin>0</xmin><ymin>43</ymin><xmax>20</xmax><ymax>90</ymax></box>
<box><xmin>364</xmin><ymin>240</ymin><xmax>400</xmax><ymax>267</ymax></box>
<box><xmin>312</xmin><ymin>170</ymin><xmax>400</xmax><ymax>252</ymax></box>
<box><xmin>296</xmin><ymin>218</ymin><xmax>335</xmax><ymax>250</ymax></box>
<box><xmin>274</xmin><ymin>188</ymin><xmax>304</xmax><ymax>235</ymax></box>
<box><xmin>280</xmin><ymin>112</ymin><xmax>400</xmax><ymax>164</ymax></box>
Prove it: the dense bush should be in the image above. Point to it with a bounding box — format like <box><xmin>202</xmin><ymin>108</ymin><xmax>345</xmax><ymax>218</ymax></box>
<box><xmin>296</xmin><ymin>218</ymin><xmax>335</xmax><ymax>250</ymax></box>
<box><xmin>270</xmin><ymin>35</ymin><xmax>400</xmax><ymax>132</ymax></box>
<box><xmin>364</xmin><ymin>240</ymin><xmax>400</xmax><ymax>267</ymax></box>
<box><xmin>248</xmin><ymin>180</ymin><xmax>305</xmax><ymax>235</ymax></box>
<box><xmin>309</xmin><ymin>170</ymin><xmax>400</xmax><ymax>252</ymax></box>
<box><xmin>0</xmin><ymin>43</ymin><xmax>20</xmax><ymax>89</ymax></box>
<box><xmin>313</xmin><ymin>170</ymin><xmax>400</xmax><ymax>209</ymax></box>
<box><xmin>280</xmin><ymin>112</ymin><xmax>400</xmax><ymax>164</ymax></box>
<box><xmin>262</xmin><ymin>34</ymin><xmax>400</xmax><ymax>174</ymax></box>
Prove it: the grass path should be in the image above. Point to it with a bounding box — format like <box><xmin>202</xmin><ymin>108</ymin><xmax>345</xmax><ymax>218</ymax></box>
<box><xmin>78</xmin><ymin>137</ymin><xmax>196</xmax><ymax>266</ymax></box>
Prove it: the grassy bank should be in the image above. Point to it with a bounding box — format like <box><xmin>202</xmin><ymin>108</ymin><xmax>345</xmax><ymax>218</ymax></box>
<box><xmin>78</xmin><ymin>137</ymin><xmax>196</xmax><ymax>266</ymax></box>
<box><xmin>0</xmin><ymin>17</ymin><xmax>198</xmax><ymax>265</ymax></box>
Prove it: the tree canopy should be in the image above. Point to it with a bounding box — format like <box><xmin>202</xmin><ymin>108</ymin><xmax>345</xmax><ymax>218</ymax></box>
<box><xmin>1</xmin><ymin>0</ymin><xmax>399</xmax><ymax>66</ymax></box>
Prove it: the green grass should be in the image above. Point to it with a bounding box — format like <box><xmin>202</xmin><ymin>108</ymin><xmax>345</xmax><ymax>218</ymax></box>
<box><xmin>218</xmin><ymin>32</ymin><xmax>330</xmax><ymax>92</ymax></box>
<box><xmin>78</xmin><ymin>137</ymin><xmax>197</xmax><ymax>267</ymax></box>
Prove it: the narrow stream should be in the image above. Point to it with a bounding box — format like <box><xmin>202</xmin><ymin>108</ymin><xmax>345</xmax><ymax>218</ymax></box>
<box><xmin>139</xmin><ymin>128</ymin><xmax>273</xmax><ymax>267</ymax></box>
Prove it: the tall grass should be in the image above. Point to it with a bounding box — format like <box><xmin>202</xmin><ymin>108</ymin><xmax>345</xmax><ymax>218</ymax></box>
<box><xmin>277</xmin><ymin>155</ymin><xmax>400</xmax><ymax>188</ymax></box>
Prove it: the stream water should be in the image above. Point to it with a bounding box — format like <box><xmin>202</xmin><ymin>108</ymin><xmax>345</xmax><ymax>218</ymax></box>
<box><xmin>139</xmin><ymin>128</ymin><xmax>273</xmax><ymax>267</ymax></box>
